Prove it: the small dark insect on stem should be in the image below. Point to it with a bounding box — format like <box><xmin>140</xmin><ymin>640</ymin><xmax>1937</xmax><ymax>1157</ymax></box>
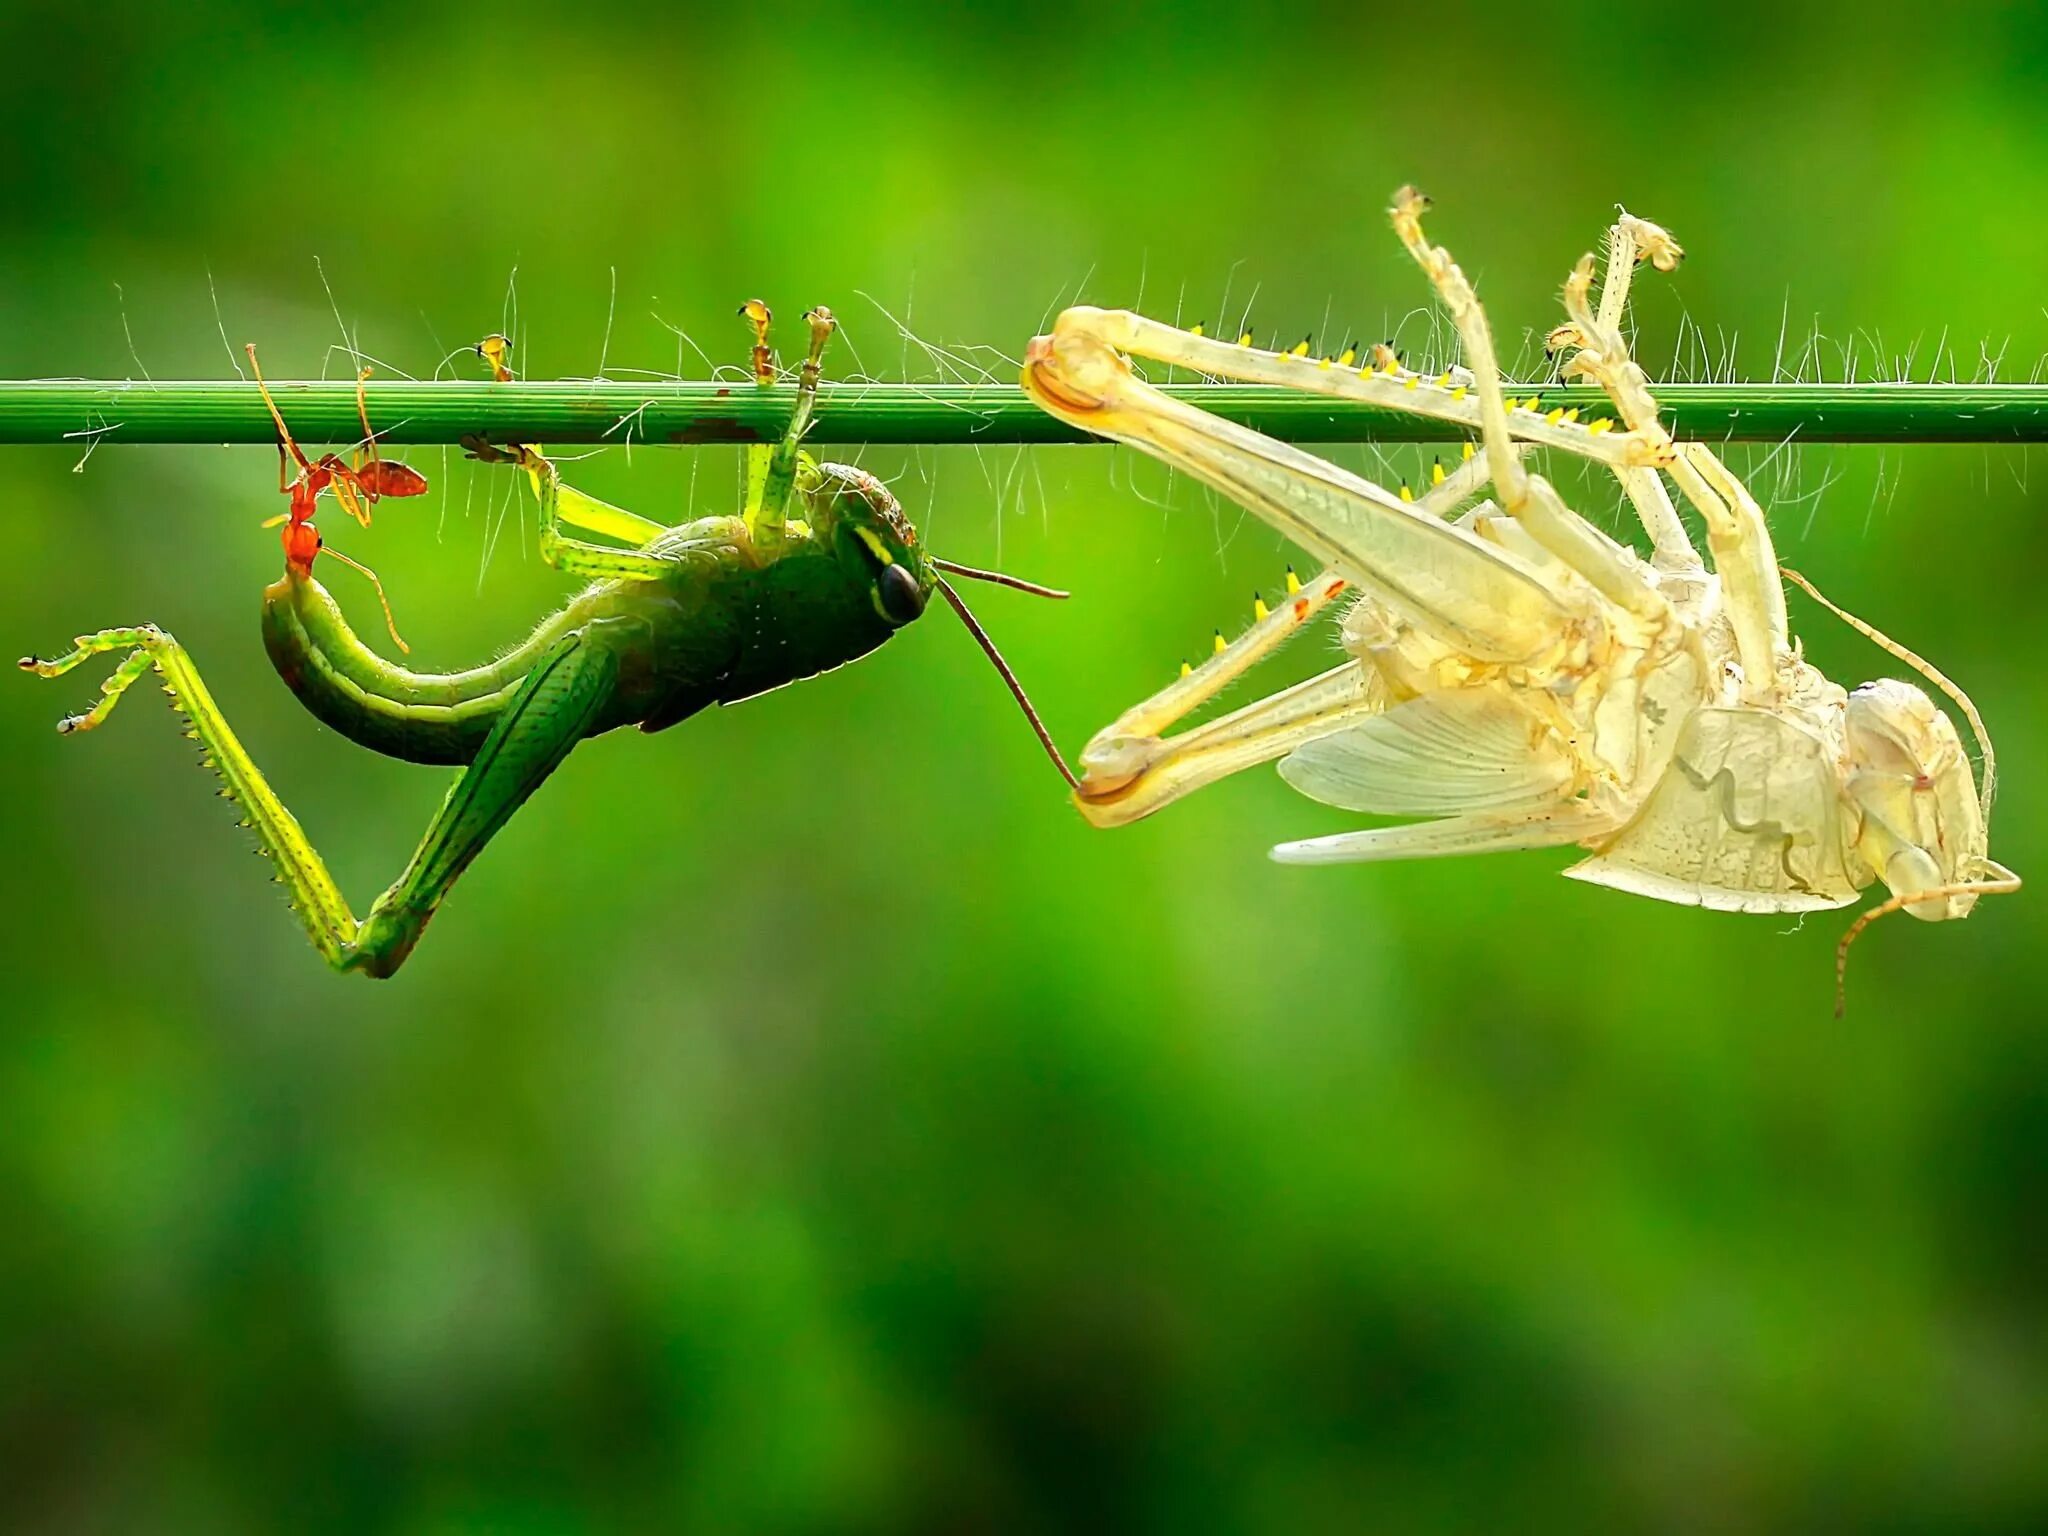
<box><xmin>933</xmin><ymin>573</ymin><xmax>1079</xmax><ymax>791</ymax></box>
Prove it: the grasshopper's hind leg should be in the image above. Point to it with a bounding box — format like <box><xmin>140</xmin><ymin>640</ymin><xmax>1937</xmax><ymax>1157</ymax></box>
<box><xmin>23</xmin><ymin>627</ymin><xmax>361</xmax><ymax>963</ymax></box>
<box><xmin>345</xmin><ymin>626</ymin><xmax>620</xmax><ymax>976</ymax></box>
<box><xmin>22</xmin><ymin>622</ymin><xmax>620</xmax><ymax>979</ymax></box>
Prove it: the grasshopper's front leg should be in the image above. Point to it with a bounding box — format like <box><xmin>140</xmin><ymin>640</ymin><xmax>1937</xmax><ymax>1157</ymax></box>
<box><xmin>739</xmin><ymin>301</ymin><xmax>836</xmax><ymax>554</ymax></box>
<box><xmin>463</xmin><ymin>440</ymin><xmax>680</xmax><ymax>583</ymax></box>
<box><xmin>21</xmin><ymin>621</ymin><xmax>623</xmax><ymax>978</ymax></box>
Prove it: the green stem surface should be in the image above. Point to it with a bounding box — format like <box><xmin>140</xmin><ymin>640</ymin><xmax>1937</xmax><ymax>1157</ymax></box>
<box><xmin>5</xmin><ymin>380</ymin><xmax>2047</xmax><ymax>447</ymax></box>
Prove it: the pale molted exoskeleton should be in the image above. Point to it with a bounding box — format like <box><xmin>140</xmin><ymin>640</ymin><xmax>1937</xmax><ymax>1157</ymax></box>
<box><xmin>1022</xmin><ymin>188</ymin><xmax>2017</xmax><ymax>1008</ymax></box>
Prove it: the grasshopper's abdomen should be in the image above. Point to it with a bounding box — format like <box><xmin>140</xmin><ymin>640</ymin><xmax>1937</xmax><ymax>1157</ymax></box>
<box><xmin>262</xmin><ymin>573</ymin><xmax>604</xmax><ymax>766</ymax></box>
<box><xmin>263</xmin><ymin>527</ymin><xmax>903</xmax><ymax>762</ymax></box>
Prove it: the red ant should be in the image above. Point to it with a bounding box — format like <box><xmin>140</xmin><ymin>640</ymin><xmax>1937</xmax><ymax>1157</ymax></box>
<box><xmin>245</xmin><ymin>344</ymin><xmax>426</xmax><ymax>653</ymax></box>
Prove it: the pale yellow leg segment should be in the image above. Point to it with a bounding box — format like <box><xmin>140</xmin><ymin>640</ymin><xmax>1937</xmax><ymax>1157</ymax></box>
<box><xmin>1074</xmin><ymin>448</ymin><xmax>1511</xmax><ymax>824</ymax></box>
<box><xmin>1036</xmin><ymin>305</ymin><xmax>1666</xmax><ymax>474</ymax></box>
<box><xmin>1585</xmin><ymin>221</ymin><xmax>1701</xmax><ymax>572</ymax></box>
<box><xmin>1270</xmin><ymin>805</ymin><xmax>1605</xmax><ymax>866</ymax></box>
<box><xmin>1387</xmin><ymin>188</ymin><xmax>1669</xmax><ymax>627</ymax></box>
<box><xmin>1555</xmin><ymin>228</ymin><xmax>1784</xmax><ymax>698</ymax></box>
<box><xmin>1028</xmin><ymin>326</ymin><xmax>1584</xmax><ymax>665</ymax></box>
<box><xmin>1079</xmin><ymin>662</ymin><xmax>1377</xmax><ymax>829</ymax></box>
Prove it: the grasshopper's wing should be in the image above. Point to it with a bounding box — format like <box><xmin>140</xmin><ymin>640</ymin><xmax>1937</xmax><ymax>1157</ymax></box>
<box><xmin>1564</xmin><ymin>707</ymin><xmax>1864</xmax><ymax>913</ymax></box>
<box><xmin>1278</xmin><ymin>686</ymin><xmax>1577</xmax><ymax>816</ymax></box>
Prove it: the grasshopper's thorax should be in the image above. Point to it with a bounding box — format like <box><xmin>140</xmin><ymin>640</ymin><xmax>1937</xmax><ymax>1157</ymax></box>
<box><xmin>697</xmin><ymin>460</ymin><xmax>936</xmax><ymax>712</ymax></box>
<box><xmin>1842</xmin><ymin>679</ymin><xmax>1988</xmax><ymax>920</ymax></box>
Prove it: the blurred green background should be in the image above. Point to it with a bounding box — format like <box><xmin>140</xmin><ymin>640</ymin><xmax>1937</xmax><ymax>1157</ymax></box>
<box><xmin>3</xmin><ymin>2</ymin><xmax>2045</xmax><ymax>1530</ymax></box>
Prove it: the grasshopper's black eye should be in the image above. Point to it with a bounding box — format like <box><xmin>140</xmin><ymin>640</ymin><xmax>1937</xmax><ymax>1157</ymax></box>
<box><xmin>877</xmin><ymin>562</ymin><xmax>926</xmax><ymax>626</ymax></box>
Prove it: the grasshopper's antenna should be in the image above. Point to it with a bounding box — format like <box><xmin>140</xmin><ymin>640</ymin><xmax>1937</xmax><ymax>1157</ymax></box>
<box><xmin>1834</xmin><ymin>861</ymin><xmax>2022</xmax><ymax>1016</ymax></box>
<box><xmin>930</xmin><ymin>557</ymin><xmax>1070</xmax><ymax>600</ymax></box>
<box><xmin>934</xmin><ymin>574</ymin><xmax>1079</xmax><ymax>790</ymax></box>
<box><xmin>1782</xmin><ymin>567</ymin><xmax>1999</xmax><ymax>823</ymax></box>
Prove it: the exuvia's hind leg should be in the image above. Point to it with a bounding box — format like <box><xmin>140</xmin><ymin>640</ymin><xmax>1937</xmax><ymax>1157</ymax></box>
<box><xmin>1025</xmin><ymin>317</ymin><xmax>1584</xmax><ymax>666</ymax></box>
<box><xmin>1073</xmin><ymin>448</ymin><xmax>1508</xmax><ymax>823</ymax></box>
<box><xmin>1027</xmin><ymin>309</ymin><xmax>1663</xmax><ymax>470</ymax></box>
<box><xmin>1270</xmin><ymin>805</ymin><xmax>1606</xmax><ymax>866</ymax></box>
<box><xmin>22</xmin><ymin>623</ymin><xmax>619</xmax><ymax>978</ymax></box>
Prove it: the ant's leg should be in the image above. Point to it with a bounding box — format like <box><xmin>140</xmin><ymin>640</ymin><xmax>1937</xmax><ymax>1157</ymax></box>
<box><xmin>344</xmin><ymin>367</ymin><xmax>429</xmax><ymax>512</ymax></box>
<box><xmin>246</xmin><ymin>345</ymin><xmax>316</xmax><ymax>476</ymax></box>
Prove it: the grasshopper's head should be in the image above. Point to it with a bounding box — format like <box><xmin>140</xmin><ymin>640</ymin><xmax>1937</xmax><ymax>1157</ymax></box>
<box><xmin>811</xmin><ymin>461</ymin><xmax>937</xmax><ymax>629</ymax></box>
<box><xmin>1843</xmin><ymin>679</ymin><xmax>2007</xmax><ymax>921</ymax></box>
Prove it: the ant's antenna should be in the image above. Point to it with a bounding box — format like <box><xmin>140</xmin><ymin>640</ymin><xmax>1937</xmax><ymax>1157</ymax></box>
<box><xmin>930</xmin><ymin>557</ymin><xmax>1070</xmax><ymax>600</ymax></box>
<box><xmin>1781</xmin><ymin>567</ymin><xmax>1999</xmax><ymax>825</ymax></box>
<box><xmin>933</xmin><ymin>574</ymin><xmax>1080</xmax><ymax>791</ymax></box>
<box><xmin>319</xmin><ymin>546</ymin><xmax>412</xmax><ymax>656</ymax></box>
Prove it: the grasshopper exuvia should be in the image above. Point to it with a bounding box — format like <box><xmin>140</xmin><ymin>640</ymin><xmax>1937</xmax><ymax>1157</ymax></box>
<box><xmin>1023</xmin><ymin>189</ymin><xmax>2016</xmax><ymax>1010</ymax></box>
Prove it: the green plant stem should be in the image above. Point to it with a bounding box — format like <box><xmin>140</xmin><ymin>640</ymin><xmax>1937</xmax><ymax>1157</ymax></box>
<box><xmin>5</xmin><ymin>380</ymin><xmax>2048</xmax><ymax>447</ymax></box>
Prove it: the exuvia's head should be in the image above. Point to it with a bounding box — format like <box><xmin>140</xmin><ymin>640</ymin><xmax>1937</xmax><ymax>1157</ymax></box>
<box><xmin>1783</xmin><ymin>569</ymin><xmax>2020</xmax><ymax>1013</ymax></box>
<box><xmin>1843</xmin><ymin>678</ymin><xmax>1997</xmax><ymax>921</ymax></box>
<box><xmin>809</xmin><ymin>457</ymin><xmax>1081</xmax><ymax>794</ymax></box>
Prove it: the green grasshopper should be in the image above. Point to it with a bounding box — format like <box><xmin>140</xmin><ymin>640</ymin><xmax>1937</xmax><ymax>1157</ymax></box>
<box><xmin>21</xmin><ymin>304</ymin><xmax>1073</xmax><ymax>977</ymax></box>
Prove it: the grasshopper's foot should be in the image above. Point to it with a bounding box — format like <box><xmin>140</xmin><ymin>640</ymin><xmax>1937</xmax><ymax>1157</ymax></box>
<box><xmin>21</xmin><ymin>626</ymin><xmax>168</xmax><ymax>735</ymax></box>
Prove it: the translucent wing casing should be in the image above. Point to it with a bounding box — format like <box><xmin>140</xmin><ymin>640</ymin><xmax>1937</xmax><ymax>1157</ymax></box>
<box><xmin>1565</xmin><ymin>707</ymin><xmax>1868</xmax><ymax>913</ymax></box>
<box><xmin>1279</xmin><ymin>687</ymin><xmax>1577</xmax><ymax>817</ymax></box>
